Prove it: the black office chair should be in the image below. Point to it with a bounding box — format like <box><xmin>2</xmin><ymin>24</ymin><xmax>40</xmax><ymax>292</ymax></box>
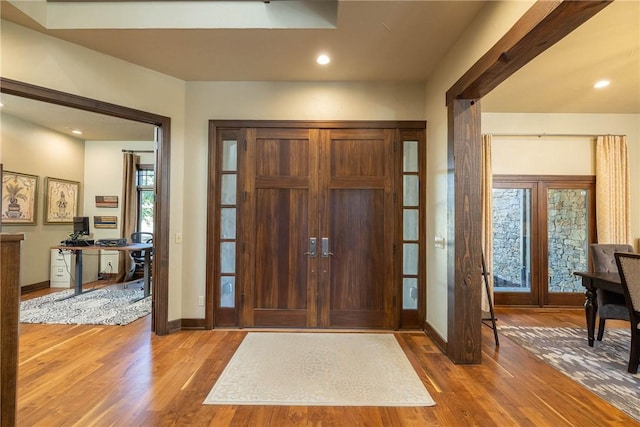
<box><xmin>129</xmin><ymin>232</ymin><xmax>153</xmax><ymax>281</ymax></box>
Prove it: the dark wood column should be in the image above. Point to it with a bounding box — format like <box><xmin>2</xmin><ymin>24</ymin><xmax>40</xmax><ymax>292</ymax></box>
<box><xmin>447</xmin><ymin>99</ymin><xmax>482</xmax><ymax>364</ymax></box>
<box><xmin>1</xmin><ymin>233</ymin><xmax>24</xmax><ymax>427</ymax></box>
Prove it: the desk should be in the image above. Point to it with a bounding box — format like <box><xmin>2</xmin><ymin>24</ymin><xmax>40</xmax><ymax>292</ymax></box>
<box><xmin>573</xmin><ymin>271</ymin><xmax>623</xmax><ymax>347</ymax></box>
<box><xmin>52</xmin><ymin>243</ymin><xmax>153</xmax><ymax>301</ymax></box>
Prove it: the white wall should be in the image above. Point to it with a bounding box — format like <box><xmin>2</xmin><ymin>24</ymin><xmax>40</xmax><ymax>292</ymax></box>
<box><xmin>0</xmin><ymin>113</ymin><xmax>86</xmax><ymax>286</ymax></box>
<box><xmin>182</xmin><ymin>81</ymin><xmax>426</xmax><ymax>317</ymax></box>
<box><xmin>423</xmin><ymin>1</ymin><xmax>535</xmax><ymax>339</ymax></box>
<box><xmin>84</xmin><ymin>141</ymin><xmax>154</xmax><ymax>272</ymax></box>
<box><xmin>1</xmin><ymin>19</ymin><xmax>186</xmax><ymax>320</ymax></box>
<box><xmin>484</xmin><ymin>112</ymin><xmax>640</xmax><ymax>248</ymax></box>
<box><xmin>1</xmin><ymin>19</ymin><xmax>428</xmax><ymax>320</ymax></box>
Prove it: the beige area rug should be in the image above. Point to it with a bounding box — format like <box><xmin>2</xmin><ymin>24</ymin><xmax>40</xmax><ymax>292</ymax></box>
<box><xmin>203</xmin><ymin>332</ymin><xmax>435</xmax><ymax>407</ymax></box>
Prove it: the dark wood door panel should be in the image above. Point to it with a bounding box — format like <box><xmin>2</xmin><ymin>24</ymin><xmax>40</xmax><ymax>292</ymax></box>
<box><xmin>329</xmin><ymin>310</ymin><xmax>386</xmax><ymax>328</ymax></box>
<box><xmin>243</xmin><ymin>126</ymin><xmax>395</xmax><ymax>329</ymax></box>
<box><xmin>320</xmin><ymin>128</ymin><xmax>395</xmax><ymax>328</ymax></box>
<box><xmin>330</xmin><ymin>137</ymin><xmax>386</xmax><ymax>177</ymax></box>
<box><xmin>242</xmin><ymin>128</ymin><xmax>318</xmax><ymax>327</ymax></box>
<box><xmin>255</xmin><ymin>136</ymin><xmax>309</xmax><ymax>177</ymax></box>
<box><xmin>254</xmin><ymin>189</ymin><xmax>309</xmax><ymax>310</ymax></box>
<box><xmin>326</xmin><ymin>189</ymin><xmax>391</xmax><ymax>328</ymax></box>
<box><xmin>328</xmin><ymin>190</ymin><xmax>385</xmax><ymax>311</ymax></box>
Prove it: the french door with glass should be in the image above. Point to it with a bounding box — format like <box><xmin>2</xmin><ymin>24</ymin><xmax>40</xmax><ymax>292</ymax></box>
<box><xmin>207</xmin><ymin>122</ymin><xmax>425</xmax><ymax>329</ymax></box>
<box><xmin>492</xmin><ymin>176</ymin><xmax>595</xmax><ymax>306</ymax></box>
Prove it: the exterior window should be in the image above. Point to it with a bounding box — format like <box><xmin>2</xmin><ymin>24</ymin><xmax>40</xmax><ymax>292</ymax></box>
<box><xmin>493</xmin><ymin>176</ymin><xmax>595</xmax><ymax>306</ymax></box>
<box><xmin>136</xmin><ymin>166</ymin><xmax>155</xmax><ymax>233</ymax></box>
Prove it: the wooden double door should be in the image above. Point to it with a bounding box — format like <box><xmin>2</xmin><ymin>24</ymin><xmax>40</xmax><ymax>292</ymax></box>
<box><xmin>238</xmin><ymin>127</ymin><xmax>395</xmax><ymax>328</ymax></box>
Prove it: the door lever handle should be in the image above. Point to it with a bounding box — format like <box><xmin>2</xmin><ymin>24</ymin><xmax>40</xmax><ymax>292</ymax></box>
<box><xmin>304</xmin><ymin>237</ymin><xmax>317</xmax><ymax>257</ymax></box>
<box><xmin>321</xmin><ymin>237</ymin><xmax>334</xmax><ymax>257</ymax></box>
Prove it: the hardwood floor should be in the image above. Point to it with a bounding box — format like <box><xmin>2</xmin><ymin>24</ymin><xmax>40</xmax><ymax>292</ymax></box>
<box><xmin>16</xmin><ymin>299</ymin><xmax>638</xmax><ymax>426</ymax></box>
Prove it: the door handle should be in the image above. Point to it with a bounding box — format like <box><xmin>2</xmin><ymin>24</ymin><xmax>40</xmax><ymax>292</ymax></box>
<box><xmin>321</xmin><ymin>237</ymin><xmax>334</xmax><ymax>257</ymax></box>
<box><xmin>304</xmin><ymin>237</ymin><xmax>317</xmax><ymax>257</ymax></box>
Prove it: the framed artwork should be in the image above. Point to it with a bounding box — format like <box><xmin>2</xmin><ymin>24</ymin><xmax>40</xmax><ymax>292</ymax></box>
<box><xmin>44</xmin><ymin>177</ymin><xmax>80</xmax><ymax>224</ymax></box>
<box><xmin>1</xmin><ymin>170</ymin><xmax>38</xmax><ymax>225</ymax></box>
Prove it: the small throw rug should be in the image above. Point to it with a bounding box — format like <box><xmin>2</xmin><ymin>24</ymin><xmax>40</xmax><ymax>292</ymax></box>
<box><xmin>20</xmin><ymin>285</ymin><xmax>151</xmax><ymax>326</ymax></box>
<box><xmin>500</xmin><ymin>326</ymin><xmax>640</xmax><ymax>422</ymax></box>
<box><xmin>203</xmin><ymin>332</ymin><xmax>435</xmax><ymax>407</ymax></box>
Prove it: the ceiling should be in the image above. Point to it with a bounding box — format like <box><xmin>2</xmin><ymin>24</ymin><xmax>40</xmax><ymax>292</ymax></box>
<box><xmin>0</xmin><ymin>0</ymin><xmax>638</xmax><ymax>141</ymax></box>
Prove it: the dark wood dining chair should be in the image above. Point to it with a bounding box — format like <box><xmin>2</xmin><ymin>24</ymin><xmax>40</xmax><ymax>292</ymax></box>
<box><xmin>589</xmin><ymin>244</ymin><xmax>634</xmax><ymax>340</ymax></box>
<box><xmin>614</xmin><ymin>252</ymin><xmax>640</xmax><ymax>374</ymax></box>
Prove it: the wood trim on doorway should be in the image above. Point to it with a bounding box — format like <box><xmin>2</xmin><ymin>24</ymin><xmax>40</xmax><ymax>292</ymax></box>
<box><xmin>0</xmin><ymin>77</ymin><xmax>171</xmax><ymax>336</ymax></box>
<box><xmin>206</xmin><ymin>120</ymin><xmax>426</xmax><ymax>330</ymax></box>
<box><xmin>492</xmin><ymin>174</ymin><xmax>596</xmax><ymax>307</ymax></box>
<box><xmin>444</xmin><ymin>0</ymin><xmax>610</xmax><ymax>363</ymax></box>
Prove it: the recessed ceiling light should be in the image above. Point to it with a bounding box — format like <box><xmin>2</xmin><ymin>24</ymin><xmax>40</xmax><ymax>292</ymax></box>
<box><xmin>594</xmin><ymin>80</ymin><xmax>610</xmax><ymax>89</ymax></box>
<box><xmin>72</xmin><ymin>129</ymin><xmax>83</xmax><ymax>135</ymax></box>
<box><xmin>316</xmin><ymin>54</ymin><xmax>330</xmax><ymax>65</ymax></box>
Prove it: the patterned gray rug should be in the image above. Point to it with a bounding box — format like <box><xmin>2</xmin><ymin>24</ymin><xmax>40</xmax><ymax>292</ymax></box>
<box><xmin>20</xmin><ymin>285</ymin><xmax>151</xmax><ymax>326</ymax></box>
<box><xmin>500</xmin><ymin>326</ymin><xmax>640</xmax><ymax>422</ymax></box>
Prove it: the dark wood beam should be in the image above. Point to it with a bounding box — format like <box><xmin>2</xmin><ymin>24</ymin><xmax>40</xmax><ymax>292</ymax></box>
<box><xmin>446</xmin><ymin>0</ymin><xmax>612</xmax><ymax>105</ymax></box>
<box><xmin>444</xmin><ymin>0</ymin><xmax>612</xmax><ymax>364</ymax></box>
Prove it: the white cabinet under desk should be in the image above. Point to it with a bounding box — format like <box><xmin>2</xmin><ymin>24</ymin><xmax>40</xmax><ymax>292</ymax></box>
<box><xmin>50</xmin><ymin>249</ymin><xmax>99</xmax><ymax>288</ymax></box>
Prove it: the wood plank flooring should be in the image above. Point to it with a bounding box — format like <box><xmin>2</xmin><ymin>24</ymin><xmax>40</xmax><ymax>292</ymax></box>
<box><xmin>16</xmin><ymin>295</ymin><xmax>638</xmax><ymax>426</ymax></box>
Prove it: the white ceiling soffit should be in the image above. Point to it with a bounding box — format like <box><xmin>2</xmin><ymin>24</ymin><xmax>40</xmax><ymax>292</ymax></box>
<box><xmin>8</xmin><ymin>0</ymin><xmax>338</xmax><ymax>29</ymax></box>
<box><xmin>1</xmin><ymin>1</ymin><xmax>486</xmax><ymax>82</ymax></box>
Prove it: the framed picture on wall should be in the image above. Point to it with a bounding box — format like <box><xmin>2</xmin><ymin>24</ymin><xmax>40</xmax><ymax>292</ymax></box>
<box><xmin>44</xmin><ymin>177</ymin><xmax>79</xmax><ymax>224</ymax></box>
<box><xmin>1</xmin><ymin>170</ymin><xmax>38</xmax><ymax>225</ymax></box>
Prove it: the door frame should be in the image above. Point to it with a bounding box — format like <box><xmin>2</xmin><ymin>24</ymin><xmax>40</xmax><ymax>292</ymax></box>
<box><xmin>493</xmin><ymin>174</ymin><xmax>596</xmax><ymax>307</ymax></box>
<box><xmin>0</xmin><ymin>77</ymin><xmax>171</xmax><ymax>335</ymax></box>
<box><xmin>206</xmin><ymin>120</ymin><xmax>426</xmax><ymax>330</ymax></box>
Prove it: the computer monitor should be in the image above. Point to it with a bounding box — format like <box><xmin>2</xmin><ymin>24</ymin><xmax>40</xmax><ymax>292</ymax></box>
<box><xmin>72</xmin><ymin>216</ymin><xmax>90</xmax><ymax>239</ymax></box>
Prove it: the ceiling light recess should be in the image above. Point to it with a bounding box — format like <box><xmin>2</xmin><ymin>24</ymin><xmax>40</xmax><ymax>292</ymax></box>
<box><xmin>316</xmin><ymin>54</ymin><xmax>330</xmax><ymax>65</ymax></box>
<box><xmin>594</xmin><ymin>80</ymin><xmax>610</xmax><ymax>89</ymax></box>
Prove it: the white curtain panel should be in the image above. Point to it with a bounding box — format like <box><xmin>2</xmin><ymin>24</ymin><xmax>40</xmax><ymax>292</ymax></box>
<box><xmin>481</xmin><ymin>134</ymin><xmax>494</xmax><ymax>312</ymax></box>
<box><xmin>595</xmin><ymin>135</ymin><xmax>631</xmax><ymax>245</ymax></box>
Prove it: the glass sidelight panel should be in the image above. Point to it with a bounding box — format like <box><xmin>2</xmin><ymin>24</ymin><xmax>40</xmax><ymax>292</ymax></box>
<box><xmin>492</xmin><ymin>188</ymin><xmax>531</xmax><ymax>292</ymax></box>
<box><xmin>216</xmin><ymin>132</ymin><xmax>238</xmax><ymax>312</ymax></box>
<box><xmin>403</xmin><ymin>140</ymin><xmax>419</xmax><ymax>172</ymax></box>
<box><xmin>222</xmin><ymin>140</ymin><xmax>238</xmax><ymax>171</ymax></box>
<box><xmin>547</xmin><ymin>189</ymin><xmax>589</xmax><ymax>293</ymax></box>
<box><xmin>220</xmin><ymin>242</ymin><xmax>236</xmax><ymax>273</ymax></box>
<box><xmin>400</xmin><ymin>133</ymin><xmax>423</xmax><ymax>327</ymax></box>
<box><xmin>221</xmin><ymin>175</ymin><xmax>237</xmax><ymax>204</ymax></box>
<box><xmin>220</xmin><ymin>208</ymin><xmax>236</xmax><ymax>239</ymax></box>
<box><xmin>403</xmin><ymin>209</ymin><xmax>418</xmax><ymax>241</ymax></box>
<box><xmin>220</xmin><ymin>277</ymin><xmax>235</xmax><ymax>308</ymax></box>
<box><xmin>403</xmin><ymin>176</ymin><xmax>419</xmax><ymax>207</ymax></box>
<box><xmin>403</xmin><ymin>243</ymin><xmax>419</xmax><ymax>275</ymax></box>
<box><xmin>402</xmin><ymin>278</ymin><xmax>418</xmax><ymax>309</ymax></box>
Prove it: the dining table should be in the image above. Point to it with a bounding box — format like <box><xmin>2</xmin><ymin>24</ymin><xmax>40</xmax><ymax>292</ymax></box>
<box><xmin>573</xmin><ymin>271</ymin><xmax>623</xmax><ymax>347</ymax></box>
